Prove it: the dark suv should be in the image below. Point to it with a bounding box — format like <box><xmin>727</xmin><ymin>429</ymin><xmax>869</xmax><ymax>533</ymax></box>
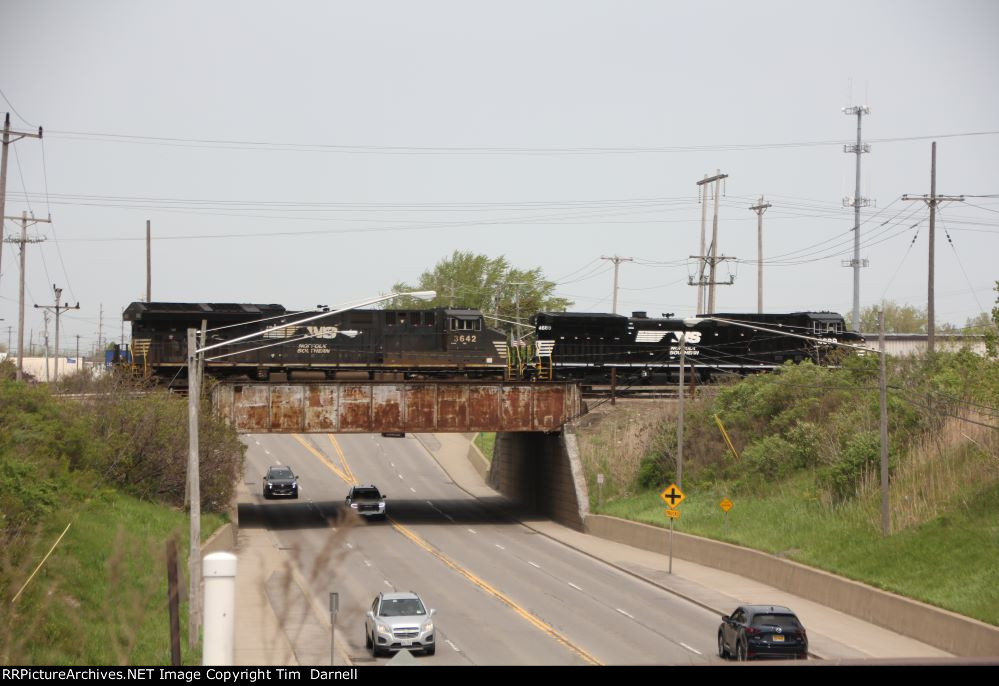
<box><xmin>345</xmin><ymin>485</ymin><xmax>387</xmax><ymax>520</ymax></box>
<box><xmin>262</xmin><ymin>465</ymin><xmax>299</xmax><ymax>499</ymax></box>
<box><xmin>718</xmin><ymin>605</ymin><xmax>808</xmax><ymax>660</ymax></box>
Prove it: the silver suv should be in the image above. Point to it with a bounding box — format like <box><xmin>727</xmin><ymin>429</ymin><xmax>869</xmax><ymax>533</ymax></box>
<box><xmin>345</xmin><ymin>485</ymin><xmax>386</xmax><ymax>520</ymax></box>
<box><xmin>365</xmin><ymin>592</ymin><xmax>436</xmax><ymax>657</ymax></box>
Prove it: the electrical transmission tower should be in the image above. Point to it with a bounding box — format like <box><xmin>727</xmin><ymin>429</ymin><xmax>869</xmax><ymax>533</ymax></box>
<box><xmin>842</xmin><ymin>105</ymin><xmax>872</xmax><ymax>331</ymax></box>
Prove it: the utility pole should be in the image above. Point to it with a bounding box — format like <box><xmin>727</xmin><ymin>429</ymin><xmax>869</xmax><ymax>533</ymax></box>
<box><xmin>879</xmin><ymin>310</ymin><xmax>889</xmax><ymax>536</ymax></box>
<box><xmin>146</xmin><ymin>220</ymin><xmax>152</xmax><ymax>302</ymax></box>
<box><xmin>903</xmin><ymin>142</ymin><xmax>964</xmax><ymax>353</ymax></box>
<box><xmin>75</xmin><ymin>334</ymin><xmax>80</xmax><ymax>368</ymax></box>
<box><xmin>842</xmin><ymin>105</ymin><xmax>871</xmax><ymax>332</ymax></box>
<box><xmin>4</xmin><ymin>211</ymin><xmax>48</xmax><ymax>381</ymax></box>
<box><xmin>695</xmin><ymin>174</ymin><xmax>709</xmax><ymax>314</ymax></box>
<box><xmin>35</xmin><ymin>284</ymin><xmax>80</xmax><ymax>382</ymax></box>
<box><xmin>600</xmin><ymin>255</ymin><xmax>633</xmax><ymax>314</ymax></box>
<box><xmin>42</xmin><ymin>310</ymin><xmax>50</xmax><ymax>382</ymax></box>
<box><xmin>0</xmin><ymin>113</ymin><xmax>43</xmax><ymax>294</ymax></box>
<box><xmin>750</xmin><ymin>196</ymin><xmax>771</xmax><ymax>314</ymax></box>
<box><xmin>690</xmin><ymin>172</ymin><xmax>732</xmax><ymax>314</ymax></box>
<box><xmin>97</xmin><ymin>304</ymin><xmax>103</xmax><ymax>356</ymax></box>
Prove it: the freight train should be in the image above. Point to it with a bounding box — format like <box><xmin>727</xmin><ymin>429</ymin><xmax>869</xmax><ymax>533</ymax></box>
<box><xmin>122</xmin><ymin>301</ymin><xmax>863</xmax><ymax>386</ymax></box>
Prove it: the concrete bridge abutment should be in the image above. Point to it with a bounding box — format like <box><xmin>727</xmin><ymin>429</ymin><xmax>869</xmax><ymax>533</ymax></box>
<box><xmin>488</xmin><ymin>427</ymin><xmax>590</xmax><ymax>530</ymax></box>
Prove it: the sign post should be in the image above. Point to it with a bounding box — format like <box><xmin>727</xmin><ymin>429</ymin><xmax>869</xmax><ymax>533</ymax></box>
<box><xmin>329</xmin><ymin>592</ymin><xmax>339</xmax><ymax>666</ymax></box>
<box><xmin>720</xmin><ymin>497</ymin><xmax>733</xmax><ymax>533</ymax></box>
<box><xmin>660</xmin><ymin>484</ymin><xmax>685</xmax><ymax>574</ymax></box>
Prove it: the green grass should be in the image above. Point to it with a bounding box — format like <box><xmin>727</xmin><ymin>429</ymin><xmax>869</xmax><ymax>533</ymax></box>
<box><xmin>595</xmin><ymin>472</ymin><xmax>999</xmax><ymax>625</ymax></box>
<box><xmin>474</xmin><ymin>432</ymin><xmax>495</xmax><ymax>462</ymax></box>
<box><xmin>2</xmin><ymin>491</ymin><xmax>227</xmax><ymax>665</ymax></box>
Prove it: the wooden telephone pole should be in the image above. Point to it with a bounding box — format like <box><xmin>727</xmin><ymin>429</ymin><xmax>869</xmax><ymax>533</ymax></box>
<box><xmin>3</xmin><ymin>211</ymin><xmax>48</xmax><ymax>381</ymax></box>
<box><xmin>902</xmin><ymin>142</ymin><xmax>964</xmax><ymax>353</ymax></box>
<box><xmin>0</xmin><ymin>113</ymin><xmax>43</xmax><ymax>294</ymax></box>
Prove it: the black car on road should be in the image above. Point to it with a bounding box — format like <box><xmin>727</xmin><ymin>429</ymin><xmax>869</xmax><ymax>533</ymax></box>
<box><xmin>718</xmin><ymin>605</ymin><xmax>808</xmax><ymax>660</ymax></box>
<box><xmin>262</xmin><ymin>465</ymin><xmax>299</xmax><ymax>499</ymax></box>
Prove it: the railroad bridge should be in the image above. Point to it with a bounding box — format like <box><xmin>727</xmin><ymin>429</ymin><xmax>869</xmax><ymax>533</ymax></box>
<box><xmin>212</xmin><ymin>380</ymin><xmax>582</xmax><ymax>434</ymax></box>
<box><xmin>211</xmin><ymin>379</ymin><xmax>590</xmax><ymax>528</ymax></box>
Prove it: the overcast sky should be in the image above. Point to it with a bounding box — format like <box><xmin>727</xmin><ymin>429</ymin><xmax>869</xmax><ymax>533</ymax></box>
<box><xmin>2</xmin><ymin>0</ymin><xmax>997</xmax><ymax>355</ymax></box>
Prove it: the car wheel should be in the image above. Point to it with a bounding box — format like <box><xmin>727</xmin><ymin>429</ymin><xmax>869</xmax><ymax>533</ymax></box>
<box><xmin>736</xmin><ymin>640</ymin><xmax>747</xmax><ymax>662</ymax></box>
<box><xmin>365</xmin><ymin>630</ymin><xmax>372</xmax><ymax>650</ymax></box>
<box><xmin>717</xmin><ymin>632</ymin><xmax>729</xmax><ymax>659</ymax></box>
<box><xmin>424</xmin><ymin>644</ymin><xmax>436</xmax><ymax>656</ymax></box>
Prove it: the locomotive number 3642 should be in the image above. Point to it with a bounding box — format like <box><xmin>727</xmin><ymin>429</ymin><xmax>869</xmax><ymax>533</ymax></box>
<box><xmin>451</xmin><ymin>335</ymin><xmax>477</xmax><ymax>344</ymax></box>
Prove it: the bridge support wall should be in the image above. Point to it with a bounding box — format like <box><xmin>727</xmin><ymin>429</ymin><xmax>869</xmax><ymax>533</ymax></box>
<box><xmin>488</xmin><ymin>428</ymin><xmax>590</xmax><ymax>530</ymax></box>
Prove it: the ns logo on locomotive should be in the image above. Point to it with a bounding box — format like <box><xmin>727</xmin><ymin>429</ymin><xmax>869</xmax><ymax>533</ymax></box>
<box><xmin>120</xmin><ymin>301</ymin><xmax>862</xmax><ymax>387</ymax></box>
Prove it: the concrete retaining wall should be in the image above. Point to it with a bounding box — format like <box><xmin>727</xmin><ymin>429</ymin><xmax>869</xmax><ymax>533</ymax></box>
<box><xmin>202</xmin><ymin>522</ymin><xmax>237</xmax><ymax>555</ymax></box>
<box><xmin>466</xmin><ymin>433</ymin><xmax>491</xmax><ymax>481</ymax></box>
<box><xmin>585</xmin><ymin>514</ymin><xmax>999</xmax><ymax>657</ymax></box>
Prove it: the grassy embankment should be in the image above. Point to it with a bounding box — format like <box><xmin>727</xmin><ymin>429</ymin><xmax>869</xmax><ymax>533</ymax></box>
<box><xmin>575</xmin><ymin>352</ymin><xmax>999</xmax><ymax>626</ymax></box>
<box><xmin>0</xmin><ymin>366</ymin><xmax>244</xmax><ymax>665</ymax></box>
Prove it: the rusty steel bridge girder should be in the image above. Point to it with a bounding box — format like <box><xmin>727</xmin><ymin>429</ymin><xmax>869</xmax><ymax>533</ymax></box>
<box><xmin>212</xmin><ymin>381</ymin><xmax>582</xmax><ymax>434</ymax></box>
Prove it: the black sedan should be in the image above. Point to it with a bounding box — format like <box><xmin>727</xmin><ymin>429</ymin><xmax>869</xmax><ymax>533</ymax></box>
<box><xmin>718</xmin><ymin>605</ymin><xmax>808</xmax><ymax>661</ymax></box>
<box><xmin>262</xmin><ymin>465</ymin><xmax>299</xmax><ymax>499</ymax></box>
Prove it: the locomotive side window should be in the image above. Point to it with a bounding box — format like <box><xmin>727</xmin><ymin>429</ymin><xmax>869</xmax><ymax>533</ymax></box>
<box><xmin>449</xmin><ymin>317</ymin><xmax>480</xmax><ymax>331</ymax></box>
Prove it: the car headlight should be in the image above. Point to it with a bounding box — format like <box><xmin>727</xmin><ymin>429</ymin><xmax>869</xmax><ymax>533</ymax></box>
<box><xmin>422</xmin><ymin>621</ymin><xmax>434</xmax><ymax>633</ymax></box>
<box><xmin>378</xmin><ymin>502</ymin><xmax>385</xmax><ymax>509</ymax></box>
<box><xmin>376</xmin><ymin>622</ymin><xmax>391</xmax><ymax>635</ymax></box>
<box><xmin>292</xmin><ymin>482</ymin><xmax>298</xmax><ymax>488</ymax></box>
<box><xmin>350</xmin><ymin>503</ymin><xmax>358</xmax><ymax>508</ymax></box>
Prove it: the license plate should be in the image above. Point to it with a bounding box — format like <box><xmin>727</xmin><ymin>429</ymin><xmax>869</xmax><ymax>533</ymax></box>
<box><xmin>772</xmin><ymin>635</ymin><xmax>785</xmax><ymax>642</ymax></box>
<box><xmin>401</xmin><ymin>640</ymin><xmax>412</xmax><ymax>646</ymax></box>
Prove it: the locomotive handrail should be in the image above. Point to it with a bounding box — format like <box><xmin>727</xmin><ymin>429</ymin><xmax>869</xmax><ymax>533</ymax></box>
<box><xmin>684</xmin><ymin>316</ymin><xmax>877</xmax><ymax>354</ymax></box>
<box><xmin>194</xmin><ymin>291</ymin><xmax>435</xmax><ymax>355</ymax></box>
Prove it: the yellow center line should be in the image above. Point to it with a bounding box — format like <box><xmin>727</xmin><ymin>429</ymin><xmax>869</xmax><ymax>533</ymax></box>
<box><xmin>389</xmin><ymin>517</ymin><xmax>603</xmax><ymax>666</ymax></box>
<box><xmin>291</xmin><ymin>434</ymin><xmax>353</xmax><ymax>485</ymax></box>
<box><xmin>327</xmin><ymin>434</ymin><xmax>357</xmax><ymax>485</ymax></box>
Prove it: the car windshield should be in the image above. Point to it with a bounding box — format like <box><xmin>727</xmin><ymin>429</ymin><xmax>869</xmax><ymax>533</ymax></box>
<box><xmin>751</xmin><ymin>614</ymin><xmax>801</xmax><ymax>630</ymax></box>
<box><xmin>353</xmin><ymin>488</ymin><xmax>381</xmax><ymax>499</ymax></box>
<box><xmin>380</xmin><ymin>598</ymin><xmax>425</xmax><ymax>617</ymax></box>
<box><xmin>268</xmin><ymin>468</ymin><xmax>293</xmax><ymax>479</ymax></box>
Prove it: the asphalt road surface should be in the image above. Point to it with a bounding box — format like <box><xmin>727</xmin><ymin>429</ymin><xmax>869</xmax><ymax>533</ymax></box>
<box><xmin>239</xmin><ymin>432</ymin><xmax>728</xmax><ymax>666</ymax></box>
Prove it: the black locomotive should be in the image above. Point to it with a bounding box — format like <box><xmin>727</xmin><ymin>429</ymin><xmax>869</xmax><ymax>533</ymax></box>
<box><xmin>122</xmin><ymin>302</ymin><xmax>861</xmax><ymax>386</ymax></box>
<box><xmin>532</xmin><ymin>310</ymin><xmax>864</xmax><ymax>384</ymax></box>
<box><xmin>123</xmin><ymin>301</ymin><xmax>510</xmax><ymax>384</ymax></box>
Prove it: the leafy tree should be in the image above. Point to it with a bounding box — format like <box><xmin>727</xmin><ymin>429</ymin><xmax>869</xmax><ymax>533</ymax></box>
<box><xmin>384</xmin><ymin>250</ymin><xmax>572</xmax><ymax>337</ymax></box>
<box><xmin>859</xmin><ymin>301</ymin><xmax>927</xmax><ymax>333</ymax></box>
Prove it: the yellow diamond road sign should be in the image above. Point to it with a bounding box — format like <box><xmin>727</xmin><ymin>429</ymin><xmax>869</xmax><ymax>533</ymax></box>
<box><xmin>660</xmin><ymin>483</ymin><xmax>685</xmax><ymax>508</ymax></box>
<box><xmin>720</xmin><ymin>498</ymin><xmax>733</xmax><ymax>512</ymax></box>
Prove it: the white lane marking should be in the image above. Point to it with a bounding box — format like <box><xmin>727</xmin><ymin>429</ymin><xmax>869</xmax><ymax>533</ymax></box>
<box><xmin>446</xmin><ymin>639</ymin><xmax>460</xmax><ymax>652</ymax></box>
<box><xmin>390</xmin><ymin>462</ymin><xmax>395</xmax><ymax>467</ymax></box>
<box><xmin>494</xmin><ymin>544</ymin><xmax>505</xmax><ymax>551</ymax></box>
<box><xmin>398</xmin><ymin>474</ymin><xmax>404</xmax><ymax>480</ymax></box>
<box><xmin>265</xmin><ymin>451</ymin><xmax>271</xmax><ymax>455</ymax></box>
<box><xmin>568</xmin><ymin>582</ymin><xmax>583</xmax><ymax>591</ymax></box>
<box><xmin>364</xmin><ymin>560</ymin><xmax>372</xmax><ymax>567</ymax></box>
<box><xmin>528</xmin><ymin>561</ymin><xmax>541</xmax><ymax>569</ymax></box>
<box><xmin>345</xmin><ymin>542</ymin><xmax>353</xmax><ymax>550</ymax></box>
<box><xmin>681</xmin><ymin>642</ymin><xmax>702</xmax><ymax>655</ymax></box>
<box><xmin>616</xmin><ymin>608</ymin><xmax>634</xmax><ymax>619</ymax></box>
<box><xmin>410</xmin><ymin>487</ymin><xmax>417</xmax><ymax>493</ymax></box>
<box><xmin>467</xmin><ymin>528</ymin><xmax>477</xmax><ymax>535</ymax></box>
<box><xmin>384</xmin><ymin>580</ymin><xmax>392</xmax><ymax>587</ymax></box>
<box><xmin>255</xmin><ymin>441</ymin><xmax>261</xmax><ymax>446</ymax></box>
